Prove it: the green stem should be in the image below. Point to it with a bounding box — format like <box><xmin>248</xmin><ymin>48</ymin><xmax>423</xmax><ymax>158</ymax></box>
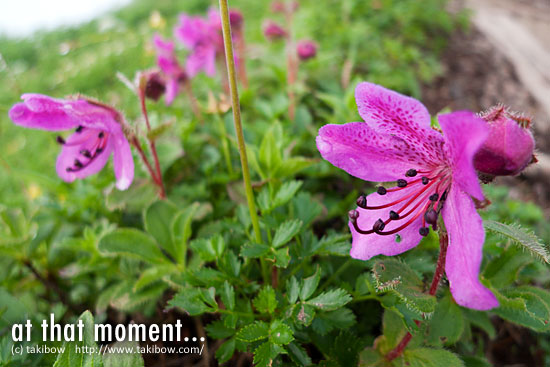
<box><xmin>218</xmin><ymin>0</ymin><xmax>262</xmax><ymax>244</ymax></box>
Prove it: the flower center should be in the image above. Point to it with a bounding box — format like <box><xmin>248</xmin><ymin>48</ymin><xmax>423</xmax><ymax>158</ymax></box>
<box><xmin>349</xmin><ymin>167</ymin><xmax>452</xmax><ymax>237</ymax></box>
<box><xmin>57</xmin><ymin>126</ymin><xmax>109</xmax><ymax>173</ymax></box>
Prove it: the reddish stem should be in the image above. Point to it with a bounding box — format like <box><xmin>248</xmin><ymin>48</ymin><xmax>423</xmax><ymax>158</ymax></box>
<box><xmin>138</xmin><ymin>93</ymin><xmax>166</xmax><ymax>199</ymax></box>
<box><xmin>235</xmin><ymin>34</ymin><xmax>249</xmax><ymax>89</ymax></box>
<box><xmin>184</xmin><ymin>80</ymin><xmax>202</xmax><ymax>122</ymax></box>
<box><xmin>385</xmin><ymin>230</ymin><xmax>449</xmax><ymax>361</ymax></box>
<box><xmin>285</xmin><ymin>7</ymin><xmax>297</xmax><ymax>121</ymax></box>
<box><xmin>131</xmin><ymin>136</ymin><xmax>160</xmax><ymax>184</ymax></box>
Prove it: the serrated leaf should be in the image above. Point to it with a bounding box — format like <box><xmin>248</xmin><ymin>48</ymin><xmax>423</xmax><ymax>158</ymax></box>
<box><xmin>270</xmin><ymin>320</ymin><xmax>294</xmax><ymax>345</ymax></box>
<box><xmin>206</xmin><ymin>320</ymin><xmax>235</xmax><ymax>339</ymax></box>
<box><xmin>273</xmin><ymin>247</ymin><xmax>291</xmax><ymax>268</ymax></box>
<box><xmin>273</xmin><ymin>157</ymin><xmax>317</xmax><ymax>179</ymax></box>
<box><xmin>253</xmin><ymin>341</ymin><xmax>285</xmax><ymax>367</ymax></box>
<box><xmin>493</xmin><ymin>286</ymin><xmax>550</xmax><ymax>332</ymax></box>
<box><xmin>399</xmin><ymin>348</ymin><xmax>464</xmax><ymax>367</ymax></box>
<box><xmin>294</xmin><ymin>304</ymin><xmax>316</xmax><ymax>326</ymax></box>
<box><xmin>306</xmin><ymin>289</ymin><xmax>352</xmax><ymax>311</ymax></box>
<box><xmin>427</xmin><ymin>293</ymin><xmax>464</xmax><ymax>346</ymax></box>
<box><xmin>236</xmin><ymin>321</ymin><xmax>270</xmax><ymax>342</ymax></box>
<box><xmin>253</xmin><ymin>286</ymin><xmax>278</xmax><ymax>314</ymax></box>
<box><xmin>300</xmin><ymin>267</ymin><xmax>321</xmax><ymax>301</ymax></box>
<box><xmin>221</xmin><ymin>281</ymin><xmax>235</xmax><ymax>310</ymax></box>
<box><xmin>484</xmin><ymin>220</ymin><xmax>549</xmax><ymax>263</ymax></box>
<box><xmin>168</xmin><ymin>288</ymin><xmax>216</xmax><ymax>316</ymax></box>
<box><xmin>134</xmin><ymin>265</ymin><xmax>176</xmax><ymax>291</ymax></box>
<box><xmin>98</xmin><ymin>229</ymin><xmax>167</xmax><ymax>264</ymax></box>
<box><xmin>273</xmin><ymin>181</ymin><xmax>303</xmax><ymax>208</ymax></box>
<box><xmin>287</xmin><ymin>276</ymin><xmax>300</xmax><ymax>304</ymax></box>
<box><xmin>53</xmin><ymin>311</ymin><xmax>103</xmax><ymax>367</ymax></box>
<box><xmin>259</xmin><ymin>129</ymin><xmax>282</xmax><ymax>174</ymax></box>
<box><xmin>215</xmin><ymin>338</ymin><xmax>236</xmax><ymax>364</ymax></box>
<box><xmin>241</xmin><ymin>242</ymin><xmax>271</xmax><ymax>258</ymax></box>
<box><xmin>287</xmin><ymin>342</ymin><xmax>312</xmax><ymax>366</ymax></box>
<box><xmin>272</xmin><ymin>219</ymin><xmax>302</xmax><ymax>248</ymax></box>
<box><xmin>312</xmin><ymin>308</ymin><xmax>356</xmax><ymax>336</ymax></box>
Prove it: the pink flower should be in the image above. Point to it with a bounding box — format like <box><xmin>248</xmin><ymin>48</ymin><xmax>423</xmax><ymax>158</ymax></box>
<box><xmin>263</xmin><ymin>20</ymin><xmax>287</xmax><ymax>41</ymax></box>
<box><xmin>474</xmin><ymin>105</ymin><xmax>535</xmax><ymax>176</ymax></box>
<box><xmin>174</xmin><ymin>8</ymin><xmax>243</xmax><ymax>78</ymax></box>
<box><xmin>153</xmin><ymin>34</ymin><xmax>187</xmax><ymax>105</ymax></box>
<box><xmin>9</xmin><ymin>94</ymin><xmax>134</xmax><ymax>190</ymax></box>
<box><xmin>316</xmin><ymin>82</ymin><xmax>498</xmax><ymax>310</ymax></box>
<box><xmin>296</xmin><ymin>39</ymin><xmax>317</xmax><ymax>61</ymax></box>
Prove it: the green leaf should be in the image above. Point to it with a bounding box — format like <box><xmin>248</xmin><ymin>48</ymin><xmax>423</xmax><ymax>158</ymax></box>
<box><xmin>382</xmin><ymin>309</ymin><xmax>408</xmax><ymax>349</ymax></box>
<box><xmin>168</xmin><ymin>288</ymin><xmax>216</xmax><ymax>316</ymax></box>
<box><xmin>53</xmin><ymin>311</ymin><xmax>104</xmax><ymax>367</ymax></box>
<box><xmin>221</xmin><ymin>281</ymin><xmax>235</xmax><ymax>310</ymax></box>
<box><xmin>273</xmin><ymin>157</ymin><xmax>317</xmax><ymax>179</ymax></box>
<box><xmin>398</xmin><ymin>348</ymin><xmax>464</xmax><ymax>367</ymax></box>
<box><xmin>287</xmin><ymin>342</ymin><xmax>312</xmax><ymax>366</ymax></box>
<box><xmin>206</xmin><ymin>320</ymin><xmax>235</xmax><ymax>339</ymax></box>
<box><xmin>98</xmin><ymin>229</ymin><xmax>167</xmax><ymax>264</ymax></box>
<box><xmin>172</xmin><ymin>202</ymin><xmax>207</xmax><ymax>262</ymax></box>
<box><xmin>462</xmin><ymin>309</ymin><xmax>496</xmax><ymax>339</ymax></box>
<box><xmin>253</xmin><ymin>341</ymin><xmax>285</xmax><ymax>367</ymax></box>
<box><xmin>144</xmin><ymin>200</ymin><xmax>178</xmax><ymax>260</ymax></box>
<box><xmin>373</xmin><ymin>259</ymin><xmax>436</xmax><ymax>314</ymax></box>
<box><xmin>306</xmin><ymin>289</ymin><xmax>352</xmax><ymax>311</ymax></box>
<box><xmin>237</xmin><ymin>321</ymin><xmax>270</xmax><ymax>342</ymax></box>
<box><xmin>483</xmin><ymin>246</ymin><xmax>531</xmax><ymax>288</ymax></box>
<box><xmin>241</xmin><ymin>242</ymin><xmax>270</xmax><ymax>258</ymax></box>
<box><xmin>312</xmin><ymin>308</ymin><xmax>356</xmax><ymax>335</ymax></box>
<box><xmin>134</xmin><ymin>265</ymin><xmax>176</xmax><ymax>291</ymax></box>
<box><xmin>493</xmin><ymin>286</ymin><xmax>550</xmax><ymax>332</ymax></box>
<box><xmin>461</xmin><ymin>356</ymin><xmax>492</xmax><ymax>367</ymax></box>
<box><xmin>273</xmin><ymin>181</ymin><xmax>303</xmax><ymax>208</ymax></box>
<box><xmin>190</xmin><ymin>234</ymin><xmax>225</xmax><ymax>263</ymax></box>
<box><xmin>484</xmin><ymin>220</ymin><xmax>549</xmax><ymax>263</ymax></box>
<box><xmin>215</xmin><ymin>338</ymin><xmax>236</xmax><ymax>364</ymax></box>
<box><xmin>272</xmin><ymin>219</ymin><xmax>303</xmax><ymax>248</ymax></box>
<box><xmin>273</xmin><ymin>248</ymin><xmax>291</xmax><ymax>268</ymax></box>
<box><xmin>300</xmin><ymin>267</ymin><xmax>321</xmax><ymax>301</ymax></box>
<box><xmin>427</xmin><ymin>293</ymin><xmax>464</xmax><ymax>346</ymax></box>
<box><xmin>103</xmin><ymin>341</ymin><xmax>144</xmax><ymax>367</ymax></box>
<box><xmin>270</xmin><ymin>320</ymin><xmax>294</xmax><ymax>345</ymax></box>
<box><xmin>294</xmin><ymin>304</ymin><xmax>316</xmax><ymax>326</ymax></box>
<box><xmin>287</xmin><ymin>276</ymin><xmax>300</xmax><ymax>304</ymax></box>
<box><xmin>0</xmin><ymin>288</ymin><xmax>29</xmax><ymax>329</ymax></box>
<box><xmin>259</xmin><ymin>129</ymin><xmax>282</xmax><ymax>174</ymax></box>
<box><xmin>253</xmin><ymin>286</ymin><xmax>278</xmax><ymax>314</ymax></box>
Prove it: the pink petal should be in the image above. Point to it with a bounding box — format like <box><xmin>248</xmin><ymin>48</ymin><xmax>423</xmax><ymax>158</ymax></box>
<box><xmin>355</xmin><ymin>82</ymin><xmax>432</xmax><ymax>136</ymax></box>
<box><xmin>153</xmin><ymin>34</ymin><xmax>174</xmax><ymax>54</ymax></box>
<box><xmin>443</xmin><ymin>186</ymin><xmax>498</xmax><ymax>310</ymax></box>
<box><xmin>164</xmin><ymin>79</ymin><xmax>179</xmax><ymax>106</ymax></box>
<box><xmin>112</xmin><ymin>132</ymin><xmax>134</xmax><ymax>190</ymax></box>
<box><xmin>9</xmin><ymin>94</ymin><xmax>80</xmax><ymax>131</ymax></box>
<box><xmin>317</xmin><ymin>122</ymin><xmax>438</xmax><ymax>182</ymax></box>
<box><xmin>55</xmin><ymin>130</ymin><xmax>114</xmax><ymax>182</ymax></box>
<box><xmin>439</xmin><ymin>111</ymin><xmax>489</xmax><ymax>201</ymax></box>
<box><xmin>349</xmin><ymin>189</ymin><xmax>424</xmax><ymax>260</ymax></box>
<box><xmin>186</xmin><ymin>46</ymin><xmax>217</xmax><ymax>77</ymax></box>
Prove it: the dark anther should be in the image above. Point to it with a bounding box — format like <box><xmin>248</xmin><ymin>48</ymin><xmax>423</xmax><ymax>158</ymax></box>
<box><xmin>389</xmin><ymin>211</ymin><xmax>400</xmax><ymax>220</ymax></box>
<box><xmin>377</xmin><ymin>186</ymin><xmax>387</xmax><ymax>195</ymax></box>
<box><xmin>96</xmin><ymin>148</ymin><xmax>103</xmax><ymax>154</ymax></box>
<box><xmin>373</xmin><ymin>219</ymin><xmax>385</xmax><ymax>232</ymax></box>
<box><xmin>356</xmin><ymin>195</ymin><xmax>367</xmax><ymax>209</ymax></box>
<box><xmin>429</xmin><ymin>193</ymin><xmax>439</xmax><ymax>201</ymax></box>
<box><xmin>74</xmin><ymin>159</ymin><xmax>83</xmax><ymax>168</ymax></box>
<box><xmin>348</xmin><ymin>210</ymin><xmax>359</xmax><ymax>222</ymax></box>
<box><xmin>421</xmin><ymin>176</ymin><xmax>429</xmax><ymax>185</ymax></box>
<box><xmin>419</xmin><ymin>227</ymin><xmax>430</xmax><ymax>236</ymax></box>
<box><xmin>66</xmin><ymin>167</ymin><xmax>73</xmax><ymax>172</ymax></box>
<box><xmin>98</xmin><ymin>132</ymin><xmax>105</xmax><ymax>138</ymax></box>
<box><xmin>406</xmin><ymin>169</ymin><xmax>417</xmax><ymax>177</ymax></box>
<box><xmin>81</xmin><ymin>150</ymin><xmax>92</xmax><ymax>158</ymax></box>
<box><xmin>424</xmin><ymin>209</ymin><xmax>438</xmax><ymax>224</ymax></box>
<box><xmin>75</xmin><ymin>126</ymin><xmax>84</xmax><ymax>133</ymax></box>
<box><xmin>397</xmin><ymin>179</ymin><xmax>408</xmax><ymax>188</ymax></box>
<box><xmin>56</xmin><ymin>136</ymin><xmax>66</xmax><ymax>145</ymax></box>
<box><xmin>440</xmin><ymin>191</ymin><xmax>448</xmax><ymax>201</ymax></box>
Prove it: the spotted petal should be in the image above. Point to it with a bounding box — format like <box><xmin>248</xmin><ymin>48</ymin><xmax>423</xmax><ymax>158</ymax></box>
<box><xmin>349</xmin><ymin>188</ymin><xmax>425</xmax><ymax>260</ymax></box>
<box><xmin>443</xmin><ymin>185</ymin><xmax>498</xmax><ymax>310</ymax></box>
<box><xmin>317</xmin><ymin>122</ymin><xmax>441</xmax><ymax>182</ymax></box>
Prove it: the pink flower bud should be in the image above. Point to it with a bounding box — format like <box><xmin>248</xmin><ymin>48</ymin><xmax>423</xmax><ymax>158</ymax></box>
<box><xmin>474</xmin><ymin>105</ymin><xmax>535</xmax><ymax>176</ymax></box>
<box><xmin>271</xmin><ymin>0</ymin><xmax>299</xmax><ymax>13</ymax></box>
<box><xmin>229</xmin><ymin>9</ymin><xmax>244</xmax><ymax>30</ymax></box>
<box><xmin>296</xmin><ymin>39</ymin><xmax>317</xmax><ymax>61</ymax></box>
<box><xmin>144</xmin><ymin>71</ymin><xmax>166</xmax><ymax>102</ymax></box>
<box><xmin>263</xmin><ymin>20</ymin><xmax>287</xmax><ymax>41</ymax></box>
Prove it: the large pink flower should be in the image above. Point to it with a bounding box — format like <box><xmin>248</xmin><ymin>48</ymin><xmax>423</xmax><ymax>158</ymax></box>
<box><xmin>9</xmin><ymin>94</ymin><xmax>134</xmax><ymax>190</ymax></box>
<box><xmin>153</xmin><ymin>34</ymin><xmax>187</xmax><ymax>105</ymax></box>
<box><xmin>316</xmin><ymin>82</ymin><xmax>498</xmax><ymax>310</ymax></box>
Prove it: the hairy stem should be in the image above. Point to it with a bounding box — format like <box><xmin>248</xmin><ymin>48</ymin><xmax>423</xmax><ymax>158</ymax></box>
<box><xmin>386</xmin><ymin>230</ymin><xmax>449</xmax><ymax>361</ymax></box>
<box><xmin>218</xmin><ymin>0</ymin><xmax>262</xmax><ymax>244</ymax></box>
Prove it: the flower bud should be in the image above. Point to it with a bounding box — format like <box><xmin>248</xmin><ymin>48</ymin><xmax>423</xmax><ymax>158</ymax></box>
<box><xmin>296</xmin><ymin>39</ymin><xmax>317</xmax><ymax>61</ymax></box>
<box><xmin>263</xmin><ymin>20</ymin><xmax>287</xmax><ymax>41</ymax></box>
<box><xmin>474</xmin><ymin>105</ymin><xmax>535</xmax><ymax>176</ymax></box>
<box><xmin>271</xmin><ymin>0</ymin><xmax>299</xmax><ymax>13</ymax></box>
<box><xmin>229</xmin><ymin>9</ymin><xmax>244</xmax><ymax>30</ymax></box>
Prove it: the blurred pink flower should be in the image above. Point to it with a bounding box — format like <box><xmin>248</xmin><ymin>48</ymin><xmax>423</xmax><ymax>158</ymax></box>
<box><xmin>263</xmin><ymin>20</ymin><xmax>287</xmax><ymax>41</ymax></box>
<box><xmin>9</xmin><ymin>94</ymin><xmax>134</xmax><ymax>190</ymax></box>
<box><xmin>296</xmin><ymin>39</ymin><xmax>317</xmax><ymax>61</ymax></box>
<box><xmin>317</xmin><ymin>82</ymin><xmax>498</xmax><ymax>310</ymax></box>
<box><xmin>153</xmin><ymin>34</ymin><xmax>187</xmax><ymax>105</ymax></box>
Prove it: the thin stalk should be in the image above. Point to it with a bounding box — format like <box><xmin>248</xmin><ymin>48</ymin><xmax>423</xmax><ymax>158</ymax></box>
<box><xmin>139</xmin><ymin>92</ymin><xmax>166</xmax><ymax>199</ymax></box>
<box><xmin>285</xmin><ymin>6</ymin><xmax>297</xmax><ymax>121</ymax></box>
<box><xmin>385</xmin><ymin>230</ymin><xmax>449</xmax><ymax>361</ymax></box>
<box><xmin>131</xmin><ymin>136</ymin><xmax>160</xmax><ymax>184</ymax></box>
<box><xmin>218</xmin><ymin>0</ymin><xmax>262</xmax><ymax>244</ymax></box>
<box><xmin>215</xmin><ymin>113</ymin><xmax>234</xmax><ymax>175</ymax></box>
<box><xmin>183</xmin><ymin>81</ymin><xmax>202</xmax><ymax>122</ymax></box>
